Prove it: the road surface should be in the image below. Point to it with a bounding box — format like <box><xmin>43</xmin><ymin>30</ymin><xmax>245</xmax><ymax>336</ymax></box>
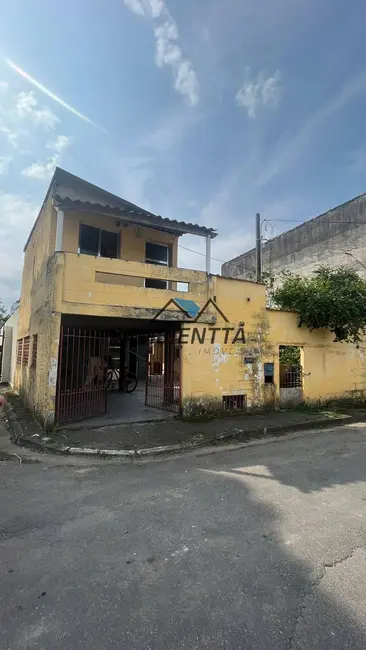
<box><xmin>1</xmin><ymin>413</ymin><xmax>366</xmax><ymax>649</ymax></box>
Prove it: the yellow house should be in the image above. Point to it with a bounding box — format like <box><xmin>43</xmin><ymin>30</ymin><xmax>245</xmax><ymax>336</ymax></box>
<box><xmin>15</xmin><ymin>168</ymin><xmax>366</xmax><ymax>429</ymax></box>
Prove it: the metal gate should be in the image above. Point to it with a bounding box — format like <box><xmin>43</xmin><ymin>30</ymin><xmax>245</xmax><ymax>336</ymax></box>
<box><xmin>279</xmin><ymin>365</ymin><xmax>303</xmax><ymax>407</ymax></box>
<box><xmin>145</xmin><ymin>332</ymin><xmax>180</xmax><ymax>413</ymax></box>
<box><xmin>56</xmin><ymin>327</ymin><xmax>109</xmax><ymax>424</ymax></box>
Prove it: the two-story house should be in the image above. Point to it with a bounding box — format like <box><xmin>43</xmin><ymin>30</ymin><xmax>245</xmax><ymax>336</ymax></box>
<box><xmin>15</xmin><ymin>168</ymin><xmax>218</xmax><ymax>428</ymax></box>
<box><xmin>14</xmin><ymin>168</ymin><xmax>366</xmax><ymax>430</ymax></box>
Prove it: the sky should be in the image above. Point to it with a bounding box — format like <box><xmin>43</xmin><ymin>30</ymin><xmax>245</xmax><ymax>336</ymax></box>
<box><xmin>1</xmin><ymin>0</ymin><xmax>366</xmax><ymax>307</ymax></box>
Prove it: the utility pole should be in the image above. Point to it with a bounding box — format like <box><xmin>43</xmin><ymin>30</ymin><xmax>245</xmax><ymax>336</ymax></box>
<box><xmin>255</xmin><ymin>212</ymin><xmax>262</xmax><ymax>283</ymax></box>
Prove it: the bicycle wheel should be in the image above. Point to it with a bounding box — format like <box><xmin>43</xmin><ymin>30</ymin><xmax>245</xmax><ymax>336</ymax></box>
<box><xmin>105</xmin><ymin>370</ymin><xmax>113</xmax><ymax>390</ymax></box>
<box><xmin>122</xmin><ymin>372</ymin><xmax>138</xmax><ymax>393</ymax></box>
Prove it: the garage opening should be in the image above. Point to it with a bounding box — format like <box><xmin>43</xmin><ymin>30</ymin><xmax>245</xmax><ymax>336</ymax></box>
<box><xmin>55</xmin><ymin>316</ymin><xmax>181</xmax><ymax>426</ymax></box>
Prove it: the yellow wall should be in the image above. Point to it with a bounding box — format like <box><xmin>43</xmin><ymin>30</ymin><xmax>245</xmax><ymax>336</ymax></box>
<box><xmin>62</xmin><ymin>210</ymin><xmax>178</xmax><ymax>287</ymax></box>
<box><xmin>180</xmin><ymin>276</ymin><xmax>366</xmax><ymax>414</ymax></box>
<box><xmin>268</xmin><ymin>309</ymin><xmax>366</xmax><ymax>399</ymax></box>
<box><xmin>17</xmin><ymin>199</ymin><xmax>366</xmax><ymax>427</ymax></box>
<box><xmin>54</xmin><ymin>252</ymin><xmax>212</xmax><ymax>318</ymax></box>
<box><xmin>15</xmin><ymin>200</ymin><xmax>61</xmax><ymax>428</ymax></box>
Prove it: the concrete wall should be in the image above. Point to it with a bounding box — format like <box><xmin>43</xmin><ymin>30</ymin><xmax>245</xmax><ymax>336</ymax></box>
<box><xmin>15</xmin><ymin>199</ymin><xmax>61</xmax><ymax>429</ymax></box>
<box><xmin>54</xmin><ymin>252</ymin><xmax>212</xmax><ymax>319</ymax></box>
<box><xmin>15</xmin><ymin>199</ymin><xmax>211</xmax><ymax>426</ymax></box>
<box><xmin>180</xmin><ymin>276</ymin><xmax>366</xmax><ymax>415</ymax></box>
<box><xmin>0</xmin><ymin>309</ymin><xmax>18</xmax><ymax>385</ymax></box>
<box><xmin>222</xmin><ymin>194</ymin><xmax>366</xmax><ymax>280</ymax></box>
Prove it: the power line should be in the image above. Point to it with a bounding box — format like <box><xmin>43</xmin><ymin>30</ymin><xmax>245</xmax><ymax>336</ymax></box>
<box><xmin>179</xmin><ymin>217</ymin><xmax>366</xmax><ymax>274</ymax></box>
<box><xmin>178</xmin><ymin>243</ymin><xmax>228</xmax><ymax>266</ymax></box>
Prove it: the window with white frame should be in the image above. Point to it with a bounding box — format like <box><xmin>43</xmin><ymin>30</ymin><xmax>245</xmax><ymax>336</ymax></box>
<box><xmin>145</xmin><ymin>242</ymin><xmax>169</xmax><ymax>289</ymax></box>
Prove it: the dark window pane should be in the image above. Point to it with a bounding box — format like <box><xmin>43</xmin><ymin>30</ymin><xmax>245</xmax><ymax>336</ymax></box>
<box><xmin>79</xmin><ymin>224</ymin><xmax>99</xmax><ymax>255</ymax></box>
<box><xmin>100</xmin><ymin>229</ymin><xmax>118</xmax><ymax>258</ymax></box>
<box><xmin>146</xmin><ymin>242</ymin><xmax>168</xmax><ymax>264</ymax></box>
<box><xmin>145</xmin><ymin>278</ymin><xmax>167</xmax><ymax>290</ymax></box>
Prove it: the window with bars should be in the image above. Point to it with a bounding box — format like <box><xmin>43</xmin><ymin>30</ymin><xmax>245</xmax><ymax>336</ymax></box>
<box><xmin>16</xmin><ymin>339</ymin><xmax>23</xmax><ymax>364</ymax></box>
<box><xmin>31</xmin><ymin>334</ymin><xmax>38</xmax><ymax>369</ymax></box>
<box><xmin>23</xmin><ymin>336</ymin><xmax>30</xmax><ymax>366</ymax></box>
<box><xmin>222</xmin><ymin>394</ymin><xmax>246</xmax><ymax>411</ymax></box>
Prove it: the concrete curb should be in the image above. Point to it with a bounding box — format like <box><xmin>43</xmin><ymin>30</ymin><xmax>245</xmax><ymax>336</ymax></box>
<box><xmin>3</xmin><ymin>400</ymin><xmax>360</xmax><ymax>459</ymax></box>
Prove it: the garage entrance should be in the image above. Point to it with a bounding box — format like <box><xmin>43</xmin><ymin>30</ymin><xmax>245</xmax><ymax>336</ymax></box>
<box><xmin>55</xmin><ymin>316</ymin><xmax>181</xmax><ymax>426</ymax></box>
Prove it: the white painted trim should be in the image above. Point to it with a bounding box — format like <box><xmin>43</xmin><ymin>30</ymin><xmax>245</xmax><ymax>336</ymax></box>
<box><xmin>55</xmin><ymin>208</ymin><xmax>64</xmax><ymax>252</ymax></box>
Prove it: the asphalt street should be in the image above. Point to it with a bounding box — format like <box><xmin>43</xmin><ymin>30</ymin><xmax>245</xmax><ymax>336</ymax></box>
<box><xmin>1</xmin><ymin>414</ymin><xmax>366</xmax><ymax>649</ymax></box>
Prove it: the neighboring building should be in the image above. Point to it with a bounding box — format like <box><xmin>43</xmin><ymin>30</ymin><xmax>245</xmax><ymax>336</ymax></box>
<box><xmin>14</xmin><ymin>169</ymin><xmax>366</xmax><ymax>429</ymax></box>
<box><xmin>222</xmin><ymin>194</ymin><xmax>366</xmax><ymax>281</ymax></box>
<box><xmin>0</xmin><ymin>307</ymin><xmax>19</xmax><ymax>386</ymax></box>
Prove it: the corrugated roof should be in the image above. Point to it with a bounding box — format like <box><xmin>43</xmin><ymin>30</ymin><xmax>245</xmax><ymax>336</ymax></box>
<box><xmin>54</xmin><ymin>197</ymin><xmax>216</xmax><ymax>238</ymax></box>
<box><xmin>24</xmin><ymin>167</ymin><xmax>217</xmax><ymax>249</ymax></box>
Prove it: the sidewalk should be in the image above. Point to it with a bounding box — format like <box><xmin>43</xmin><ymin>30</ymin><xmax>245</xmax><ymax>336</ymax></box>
<box><xmin>4</xmin><ymin>391</ymin><xmax>366</xmax><ymax>457</ymax></box>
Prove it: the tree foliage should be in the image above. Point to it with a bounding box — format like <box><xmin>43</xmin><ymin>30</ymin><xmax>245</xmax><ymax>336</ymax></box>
<box><xmin>269</xmin><ymin>266</ymin><xmax>366</xmax><ymax>345</ymax></box>
<box><xmin>279</xmin><ymin>346</ymin><xmax>301</xmax><ymax>367</ymax></box>
<box><xmin>0</xmin><ymin>298</ymin><xmax>8</xmax><ymax>330</ymax></box>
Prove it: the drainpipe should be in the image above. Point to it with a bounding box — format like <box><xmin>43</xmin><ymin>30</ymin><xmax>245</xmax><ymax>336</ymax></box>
<box><xmin>53</xmin><ymin>203</ymin><xmax>64</xmax><ymax>252</ymax></box>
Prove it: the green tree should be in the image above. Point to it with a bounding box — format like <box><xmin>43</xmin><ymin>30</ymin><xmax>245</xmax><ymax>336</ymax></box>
<box><xmin>279</xmin><ymin>346</ymin><xmax>301</xmax><ymax>367</ymax></box>
<box><xmin>269</xmin><ymin>266</ymin><xmax>366</xmax><ymax>345</ymax></box>
<box><xmin>0</xmin><ymin>298</ymin><xmax>8</xmax><ymax>330</ymax></box>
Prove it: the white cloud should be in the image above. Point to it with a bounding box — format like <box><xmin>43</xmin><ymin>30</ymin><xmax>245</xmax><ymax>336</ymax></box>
<box><xmin>125</xmin><ymin>0</ymin><xmax>163</xmax><ymax>18</ymax></box>
<box><xmin>23</xmin><ymin>134</ymin><xmax>73</xmax><ymax>180</ymax></box>
<box><xmin>0</xmin><ymin>155</ymin><xmax>12</xmax><ymax>175</ymax></box>
<box><xmin>124</xmin><ymin>0</ymin><xmax>145</xmax><ymax>16</ymax></box>
<box><xmin>6</xmin><ymin>59</ymin><xmax>105</xmax><ymax>132</ymax></box>
<box><xmin>16</xmin><ymin>90</ymin><xmax>38</xmax><ymax>117</ymax></box>
<box><xmin>0</xmin><ymin>126</ymin><xmax>19</xmax><ymax>148</ymax></box>
<box><xmin>15</xmin><ymin>90</ymin><xmax>60</xmax><ymax>130</ymax></box>
<box><xmin>236</xmin><ymin>69</ymin><xmax>281</xmax><ymax>118</ymax></box>
<box><xmin>33</xmin><ymin>105</ymin><xmax>60</xmax><ymax>130</ymax></box>
<box><xmin>124</xmin><ymin>0</ymin><xmax>199</xmax><ymax>106</ymax></box>
<box><xmin>0</xmin><ymin>193</ymin><xmax>38</xmax><ymax>307</ymax></box>
<box><xmin>21</xmin><ymin>154</ymin><xmax>59</xmax><ymax>180</ymax></box>
<box><xmin>47</xmin><ymin>134</ymin><xmax>73</xmax><ymax>152</ymax></box>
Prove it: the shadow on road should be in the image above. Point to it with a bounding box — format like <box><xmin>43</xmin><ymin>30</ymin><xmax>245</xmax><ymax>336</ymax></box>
<box><xmin>1</xmin><ymin>428</ymin><xmax>366</xmax><ymax>648</ymax></box>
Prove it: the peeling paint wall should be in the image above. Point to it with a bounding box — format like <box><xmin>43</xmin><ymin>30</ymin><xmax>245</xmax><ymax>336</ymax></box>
<box><xmin>16</xmin><ymin>196</ymin><xmax>366</xmax><ymax>427</ymax></box>
<box><xmin>15</xmin><ymin>199</ymin><xmax>214</xmax><ymax>428</ymax></box>
<box><xmin>181</xmin><ymin>276</ymin><xmax>366</xmax><ymax>414</ymax></box>
<box><xmin>14</xmin><ymin>199</ymin><xmax>61</xmax><ymax>429</ymax></box>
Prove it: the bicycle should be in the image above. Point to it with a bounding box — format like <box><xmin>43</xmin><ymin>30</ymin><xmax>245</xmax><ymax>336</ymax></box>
<box><xmin>105</xmin><ymin>367</ymin><xmax>138</xmax><ymax>393</ymax></box>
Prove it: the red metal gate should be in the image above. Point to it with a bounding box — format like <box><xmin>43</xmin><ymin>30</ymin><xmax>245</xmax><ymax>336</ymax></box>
<box><xmin>145</xmin><ymin>332</ymin><xmax>181</xmax><ymax>414</ymax></box>
<box><xmin>56</xmin><ymin>327</ymin><xmax>109</xmax><ymax>424</ymax></box>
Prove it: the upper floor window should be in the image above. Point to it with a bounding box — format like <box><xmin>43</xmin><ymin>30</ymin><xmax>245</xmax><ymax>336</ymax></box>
<box><xmin>78</xmin><ymin>224</ymin><xmax>119</xmax><ymax>259</ymax></box>
<box><xmin>145</xmin><ymin>242</ymin><xmax>169</xmax><ymax>289</ymax></box>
